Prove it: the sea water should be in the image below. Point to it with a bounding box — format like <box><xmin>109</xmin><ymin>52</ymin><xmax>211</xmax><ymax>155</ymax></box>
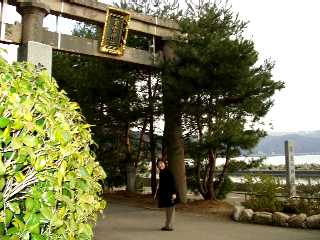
<box><xmin>216</xmin><ymin>155</ymin><xmax>320</xmax><ymax>185</ymax></box>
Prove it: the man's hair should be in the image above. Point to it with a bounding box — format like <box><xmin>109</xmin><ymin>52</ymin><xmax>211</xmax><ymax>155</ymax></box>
<box><xmin>156</xmin><ymin>158</ymin><xmax>166</xmax><ymax>166</ymax></box>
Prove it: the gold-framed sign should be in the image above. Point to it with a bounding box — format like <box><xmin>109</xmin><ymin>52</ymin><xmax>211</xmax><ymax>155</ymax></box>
<box><xmin>100</xmin><ymin>7</ymin><xmax>130</xmax><ymax>56</ymax></box>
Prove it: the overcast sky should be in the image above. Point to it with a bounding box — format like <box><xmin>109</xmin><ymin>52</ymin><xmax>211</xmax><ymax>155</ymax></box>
<box><xmin>1</xmin><ymin>0</ymin><xmax>320</xmax><ymax>133</ymax></box>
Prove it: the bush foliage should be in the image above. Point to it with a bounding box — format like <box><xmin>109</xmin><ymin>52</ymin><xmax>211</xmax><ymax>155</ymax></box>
<box><xmin>243</xmin><ymin>174</ymin><xmax>283</xmax><ymax>212</ymax></box>
<box><xmin>0</xmin><ymin>55</ymin><xmax>106</xmax><ymax>239</ymax></box>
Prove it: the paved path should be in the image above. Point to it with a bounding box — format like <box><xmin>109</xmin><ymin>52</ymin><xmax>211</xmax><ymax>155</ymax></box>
<box><xmin>94</xmin><ymin>202</ymin><xmax>320</xmax><ymax>240</ymax></box>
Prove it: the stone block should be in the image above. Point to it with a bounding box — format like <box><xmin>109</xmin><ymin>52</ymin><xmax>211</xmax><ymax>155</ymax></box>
<box><xmin>272</xmin><ymin>212</ymin><xmax>289</xmax><ymax>227</ymax></box>
<box><xmin>233</xmin><ymin>206</ymin><xmax>244</xmax><ymax>221</ymax></box>
<box><xmin>253</xmin><ymin>212</ymin><xmax>273</xmax><ymax>225</ymax></box>
<box><xmin>239</xmin><ymin>209</ymin><xmax>254</xmax><ymax>222</ymax></box>
<box><xmin>306</xmin><ymin>214</ymin><xmax>320</xmax><ymax>229</ymax></box>
<box><xmin>288</xmin><ymin>214</ymin><xmax>307</xmax><ymax>228</ymax></box>
<box><xmin>18</xmin><ymin>41</ymin><xmax>52</xmax><ymax>75</ymax></box>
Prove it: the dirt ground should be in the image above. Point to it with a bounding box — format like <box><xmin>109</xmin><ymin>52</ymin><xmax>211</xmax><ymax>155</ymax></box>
<box><xmin>104</xmin><ymin>191</ymin><xmax>234</xmax><ymax>217</ymax></box>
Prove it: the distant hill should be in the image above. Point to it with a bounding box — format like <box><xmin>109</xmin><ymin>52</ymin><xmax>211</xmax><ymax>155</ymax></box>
<box><xmin>251</xmin><ymin>130</ymin><xmax>320</xmax><ymax>155</ymax></box>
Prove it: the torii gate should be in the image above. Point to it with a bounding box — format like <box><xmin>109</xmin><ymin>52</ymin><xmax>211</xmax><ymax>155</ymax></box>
<box><xmin>0</xmin><ymin>0</ymin><xmax>180</xmax><ymax>70</ymax></box>
<box><xmin>0</xmin><ymin>0</ymin><xmax>187</xmax><ymax>202</ymax></box>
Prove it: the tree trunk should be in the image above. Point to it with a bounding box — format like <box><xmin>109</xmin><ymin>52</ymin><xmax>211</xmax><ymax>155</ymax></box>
<box><xmin>125</xmin><ymin>124</ymin><xmax>136</xmax><ymax>192</ymax></box>
<box><xmin>215</xmin><ymin>148</ymin><xmax>230</xmax><ymax>196</ymax></box>
<box><xmin>146</xmin><ymin>72</ymin><xmax>158</xmax><ymax>196</ymax></box>
<box><xmin>162</xmin><ymin>40</ymin><xmax>187</xmax><ymax>203</ymax></box>
<box><xmin>195</xmin><ymin>105</ymin><xmax>206</xmax><ymax>197</ymax></box>
<box><xmin>126</xmin><ymin>163</ymin><xmax>137</xmax><ymax>193</ymax></box>
<box><xmin>163</xmin><ymin>107</ymin><xmax>187</xmax><ymax>203</ymax></box>
<box><xmin>205</xmin><ymin>149</ymin><xmax>216</xmax><ymax>200</ymax></box>
<box><xmin>135</xmin><ymin>119</ymin><xmax>147</xmax><ymax>167</ymax></box>
<box><xmin>196</xmin><ymin>159</ymin><xmax>205</xmax><ymax>197</ymax></box>
<box><xmin>150</xmin><ymin>120</ymin><xmax>157</xmax><ymax>196</ymax></box>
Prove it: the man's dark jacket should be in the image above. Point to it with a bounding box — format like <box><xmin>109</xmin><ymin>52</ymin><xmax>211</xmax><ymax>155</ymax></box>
<box><xmin>158</xmin><ymin>168</ymin><xmax>178</xmax><ymax>208</ymax></box>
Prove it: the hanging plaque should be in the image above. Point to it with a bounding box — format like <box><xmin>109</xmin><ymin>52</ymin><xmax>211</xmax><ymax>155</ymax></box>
<box><xmin>100</xmin><ymin>7</ymin><xmax>130</xmax><ymax>56</ymax></box>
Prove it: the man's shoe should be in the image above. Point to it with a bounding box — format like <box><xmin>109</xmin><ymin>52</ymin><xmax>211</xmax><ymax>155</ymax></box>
<box><xmin>161</xmin><ymin>227</ymin><xmax>173</xmax><ymax>231</ymax></box>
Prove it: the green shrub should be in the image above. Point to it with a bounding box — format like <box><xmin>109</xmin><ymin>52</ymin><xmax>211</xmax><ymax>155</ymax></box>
<box><xmin>243</xmin><ymin>174</ymin><xmax>283</xmax><ymax>212</ymax></box>
<box><xmin>0</xmin><ymin>55</ymin><xmax>106</xmax><ymax>239</ymax></box>
<box><xmin>296</xmin><ymin>183</ymin><xmax>320</xmax><ymax>198</ymax></box>
<box><xmin>283</xmin><ymin>198</ymin><xmax>320</xmax><ymax>216</ymax></box>
<box><xmin>215</xmin><ymin>176</ymin><xmax>234</xmax><ymax>200</ymax></box>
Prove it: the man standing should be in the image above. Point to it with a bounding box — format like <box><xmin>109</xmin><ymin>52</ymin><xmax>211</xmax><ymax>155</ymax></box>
<box><xmin>156</xmin><ymin>159</ymin><xmax>178</xmax><ymax>231</ymax></box>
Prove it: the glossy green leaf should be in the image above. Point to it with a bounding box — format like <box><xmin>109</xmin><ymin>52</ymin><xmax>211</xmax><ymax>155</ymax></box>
<box><xmin>41</xmin><ymin>191</ymin><xmax>55</xmax><ymax>207</ymax></box>
<box><xmin>6</xmin><ymin>226</ymin><xmax>18</xmax><ymax>236</ymax></box>
<box><xmin>0</xmin><ymin>223</ymin><xmax>4</xmax><ymax>235</ymax></box>
<box><xmin>78</xmin><ymin>180</ymin><xmax>89</xmax><ymax>192</ymax></box>
<box><xmin>4</xmin><ymin>209</ymin><xmax>13</xmax><ymax>225</ymax></box>
<box><xmin>31</xmin><ymin>234</ymin><xmax>46</xmax><ymax>240</ymax></box>
<box><xmin>35</xmin><ymin>118</ymin><xmax>45</xmax><ymax>128</ymax></box>
<box><xmin>0</xmin><ymin>56</ymin><xmax>106</xmax><ymax>238</ymax></box>
<box><xmin>25</xmin><ymin>198</ymin><xmax>34</xmax><ymax>212</ymax></box>
<box><xmin>25</xmin><ymin>213</ymin><xmax>40</xmax><ymax>234</ymax></box>
<box><xmin>16</xmin><ymin>151</ymin><xmax>28</xmax><ymax>164</ymax></box>
<box><xmin>0</xmin><ymin>117</ymin><xmax>10</xmax><ymax>128</ymax></box>
<box><xmin>3</xmin><ymin>151</ymin><xmax>14</xmax><ymax>161</ymax></box>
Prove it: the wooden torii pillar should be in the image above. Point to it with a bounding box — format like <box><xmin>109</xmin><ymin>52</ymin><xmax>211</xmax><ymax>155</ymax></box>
<box><xmin>0</xmin><ymin>0</ymin><xmax>187</xmax><ymax>203</ymax></box>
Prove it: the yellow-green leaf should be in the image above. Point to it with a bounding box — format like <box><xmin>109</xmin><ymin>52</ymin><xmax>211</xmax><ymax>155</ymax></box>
<box><xmin>24</xmin><ymin>112</ymin><xmax>33</xmax><ymax>121</ymax></box>
<box><xmin>0</xmin><ymin>156</ymin><xmax>5</xmax><ymax>176</ymax></box>
<box><xmin>12</xmin><ymin>120</ymin><xmax>24</xmax><ymax>130</ymax></box>
<box><xmin>8</xmin><ymin>202</ymin><xmax>20</xmax><ymax>215</ymax></box>
<box><xmin>79</xmin><ymin>166</ymin><xmax>89</xmax><ymax>177</ymax></box>
<box><xmin>15</xmin><ymin>171</ymin><xmax>25</xmax><ymax>183</ymax></box>
<box><xmin>12</xmin><ymin>217</ymin><xmax>25</xmax><ymax>230</ymax></box>
<box><xmin>34</xmin><ymin>156</ymin><xmax>46</xmax><ymax>171</ymax></box>
<box><xmin>78</xmin><ymin>223</ymin><xmax>93</xmax><ymax>237</ymax></box>
<box><xmin>40</xmin><ymin>207</ymin><xmax>54</xmax><ymax>221</ymax></box>
<box><xmin>0</xmin><ymin>177</ymin><xmax>5</xmax><ymax>191</ymax></box>
<box><xmin>54</xmin><ymin>128</ymin><xmax>72</xmax><ymax>145</ymax></box>
<box><xmin>3</xmin><ymin>127</ymin><xmax>11</xmax><ymax>144</ymax></box>
<box><xmin>22</xmin><ymin>135</ymin><xmax>38</xmax><ymax>147</ymax></box>
<box><xmin>12</xmin><ymin>137</ymin><xmax>23</xmax><ymax>149</ymax></box>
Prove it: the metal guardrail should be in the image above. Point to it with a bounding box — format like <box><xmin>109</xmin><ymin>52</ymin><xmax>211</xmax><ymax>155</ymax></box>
<box><xmin>218</xmin><ymin>170</ymin><xmax>320</xmax><ymax>177</ymax></box>
<box><xmin>232</xmin><ymin>191</ymin><xmax>320</xmax><ymax>201</ymax></box>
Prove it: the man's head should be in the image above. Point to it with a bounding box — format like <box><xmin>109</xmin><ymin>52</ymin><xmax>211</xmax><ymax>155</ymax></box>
<box><xmin>157</xmin><ymin>159</ymin><xmax>166</xmax><ymax>170</ymax></box>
